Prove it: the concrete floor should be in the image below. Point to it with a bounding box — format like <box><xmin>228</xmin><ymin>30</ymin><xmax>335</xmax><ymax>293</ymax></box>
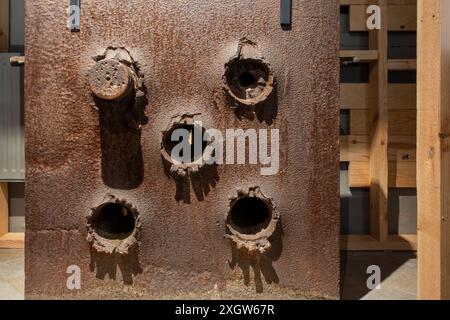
<box><xmin>0</xmin><ymin>249</ymin><xmax>416</xmax><ymax>300</ymax></box>
<box><xmin>341</xmin><ymin>252</ymin><xmax>417</xmax><ymax>300</ymax></box>
<box><xmin>0</xmin><ymin>249</ymin><xmax>24</xmax><ymax>300</ymax></box>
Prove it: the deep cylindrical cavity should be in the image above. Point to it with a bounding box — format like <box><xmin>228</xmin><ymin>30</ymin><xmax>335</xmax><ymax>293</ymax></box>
<box><xmin>88</xmin><ymin>59</ymin><xmax>133</xmax><ymax>101</ymax></box>
<box><xmin>224</xmin><ymin>58</ymin><xmax>274</xmax><ymax>105</ymax></box>
<box><xmin>162</xmin><ymin>124</ymin><xmax>207</xmax><ymax>164</ymax></box>
<box><xmin>239</xmin><ymin>71</ymin><xmax>258</xmax><ymax>88</ymax></box>
<box><xmin>91</xmin><ymin>203</ymin><xmax>136</xmax><ymax>240</ymax></box>
<box><xmin>228</xmin><ymin>197</ymin><xmax>272</xmax><ymax>235</ymax></box>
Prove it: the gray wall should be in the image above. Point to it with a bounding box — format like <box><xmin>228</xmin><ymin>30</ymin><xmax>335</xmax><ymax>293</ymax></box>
<box><xmin>0</xmin><ymin>53</ymin><xmax>25</xmax><ymax>181</ymax></box>
<box><xmin>9</xmin><ymin>0</ymin><xmax>25</xmax><ymax>50</ymax></box>
<box><xmin>8</xmin><ymin>182</ymin><xmax>24</xmax><ymax>232</ymax></box>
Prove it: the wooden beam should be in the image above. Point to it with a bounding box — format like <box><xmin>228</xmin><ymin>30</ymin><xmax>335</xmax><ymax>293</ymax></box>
<box><xmin>341</xmin><ymin>83</ymin><xmax>416</xmax><ymax>110</ymax></box>
<box><xmin>0</xmin><ymin>0</ymin><xmax>8</xmax><ymax>52</ymax></box>
<box><xmin>348</xmin><ymin>161</ymin><xmax>371</xmax><ymax>187</ymax></box>
<box><xmin>341</xmin><ymin>1</ymin><xmax>417</xmax><ymax>5</ymax></box>
<box><xmin>368</xmin><ymin>0</ymin><xmax>389</xmax><ymax>242</ymax></box>
<box><xmin>0</xmin><ymin>233</ymin><xmax>24</xmax><ymax>249</ymax></box>
<box><xmin>342</xmin><ymin>136</ymin><xmax>416</xmax><ymax>161</ymax></box>
<box><xmin>388</xmin><ymin>59</ymin><xmax>417</xmax><ymax>70</ymax></box>
<box><xmin>388</xmin><ymin>161</ymin><xmax>416</xmax><ymax>187</ymax></box>
<box><xmin>0</xmin><ymin>182</ymin><xmax>8</xmax><ymax>237</ymax></box>
<box><xmin>349</xmin><ymin>4</ymin><xmax>416</xmax><ymax>31</ymax></box>
<box><xmin>388</xmin><ymin>84</ymin><xmax>416</xmax><ymax>110</ymax></box>
<box><xmin>340</xmin><ymin>50</ymin><xmax>378</xmax><ymax>61</ymax></box>
<box><xmin>388</xmin><ymin>5</ymin><xmax>417</xmax><ymax>31</ymax></box>
<box><xmin>341</xmin><ymin>135</ymin><xmax>370</xmax><ymax>162</ymax></box>
<box><xmin>388</xmin><ymin>135</ymin><xmax>416</xmax><ymax>159</ymax></box>
<box><xmin>350</xmin><ymin>109</ymin><xmax>370</xmax><ymax>135</ymax></box>
<box><xmin>347</xmin><ymin>160</ymin><xmax>416</xmax><ymax>188</ymax></box>
<box><xmin>389</xmin><ymin>110</ymin><xmax>416</xmax><ymax>136</ymax></box>
<box><xmin>341</xmin><ymin>84</ymin><xmax>373</xmax><ymax>110</ymax></box>
<box><xmin>341</xmin><ymin>235</ymin><xmax>417</xmax><ymax>251</ymax></box>
<box><xmin>417</xmin><ymin>0</ymin><xmax>450</xmax><ymax>300</ymax></box>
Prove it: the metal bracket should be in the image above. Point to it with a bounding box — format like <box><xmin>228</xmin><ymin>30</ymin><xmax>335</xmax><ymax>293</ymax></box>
<box><xmin>280</xmin><ymin>0</ymin><xmax>292</xmax><ymax>27</ymax></box>
<box><xmin>9</xmin><ymin>56</ymin><xmax>25</xmax><ymax>66</ymax></box>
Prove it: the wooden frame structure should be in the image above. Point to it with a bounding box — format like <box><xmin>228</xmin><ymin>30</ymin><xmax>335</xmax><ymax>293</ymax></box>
<box><xmin>0</xmin><ymin>183</ymin><xmax>24</xmax><ymax>248</ymax></box>
<box><xmin>340</xmin><ymin>0</ymin><xmax>418</xmax><ymax>251</ymax></box>
<box><xmin>0</xmin><ymin>0</ymin><xmax>9</xmax><ymax>52</ymax></box>
<box><xmin>0</xmin><ymin>0</ymin><xmax>25</xmax><ymax>249</ymax></box>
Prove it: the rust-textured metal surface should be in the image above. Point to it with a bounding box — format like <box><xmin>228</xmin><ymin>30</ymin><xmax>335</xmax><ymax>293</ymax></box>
<box><xmin>25</xmin><ymin>0</ymin><xmax>340</xmax><ymax>299</ymax></box>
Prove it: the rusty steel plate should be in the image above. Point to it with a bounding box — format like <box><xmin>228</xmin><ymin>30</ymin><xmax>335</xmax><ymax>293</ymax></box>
<box><xmin>25</xmin><ymin>0</ymin><xmax>340</xmax><ymax>299</ymax></box>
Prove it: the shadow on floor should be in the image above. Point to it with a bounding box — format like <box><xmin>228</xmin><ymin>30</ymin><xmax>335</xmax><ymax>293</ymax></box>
<box><xmin>0</xmin><ymin>249</ymin><xmax>416</xmax><ymax>300</ymax></box>
<box><xmin>341</xmin><ymin>251</ymin><xmax>417</xmax><ymax>300</ymax></box>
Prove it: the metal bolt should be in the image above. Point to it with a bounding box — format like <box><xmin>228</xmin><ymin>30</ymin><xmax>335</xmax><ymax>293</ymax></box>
<box><xmin>88</xmin><ymin>59</ymin><xmax>133</xmax><ymax>101</ymax></box>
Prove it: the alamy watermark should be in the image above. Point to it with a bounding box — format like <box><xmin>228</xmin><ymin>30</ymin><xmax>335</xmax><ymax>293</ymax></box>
<box><xmin>168</xmin><ymin>121</ymin><xmax>280</xmax><ymax>176</ymax></box>
<box><xmin>66</xmin><ymin>265</ymin><xmax>81</xmax><ymax>290</ymax></box>
<box><xmin>367</xmin><ymin>5</ymin><xmax>381</xmax><ymax>30</ymax></box>
<box><xmin>367</xmin><ymin>265</ymin><xmax>382</xmax><ymax>290</ymax></box>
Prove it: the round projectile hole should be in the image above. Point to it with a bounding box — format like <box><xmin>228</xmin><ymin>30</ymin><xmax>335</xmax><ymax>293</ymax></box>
<box><xmin>163</xmin><ymin>124</ymin><xmax>207</xmax><ymax>164</ymax></box>
<box><xmin>239</xmin><ymin>72</ymin><xmax>257</xmax><ymax>88</ymax></box>
<box><xmin>92</xmin><ymin>203</ymin><xmax>136</xmax><ymax>240</ymax></box>
<box><xmin>228</xmin><ymin>197</ymin><xmax>272</xmax><ymax>235</ymax></box>
<box><xmin>225</xmin><ymin>58</ymin><xmax>273</xmax><ymax>103</ymax></box>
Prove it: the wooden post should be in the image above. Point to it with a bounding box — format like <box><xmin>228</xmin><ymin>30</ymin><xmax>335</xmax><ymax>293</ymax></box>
<box><xmin>0</xmin><ymin>0</ymin><xmax>9</xmax><ymax>52</ymax></box>
<box><xmin>0</xmin><ymin>182</ymin><xmax>8</xmax><ymax>237</ymax></box>
<box><xmin>369</xmin><ymin>0</ymin><xmax>389</xmax><ymax>242</ymax></box>
<box><xmin>417</xmin><ymin>0</ymin><xmax>450</xmax><ymax>300</ymax></box>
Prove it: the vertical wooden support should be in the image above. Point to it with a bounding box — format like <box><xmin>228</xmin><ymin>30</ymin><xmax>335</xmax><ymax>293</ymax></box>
<box><xmin>0</xmin><ymin>183</ymin><xmax>8</xmax><ymax>237</ymax></box>
<box><xmin>417</xmin><ymin>0</ymin><xmax>450</xmax><ymax>300</ymax></box>
<box><xmin>369</xmin><ymin>0</ymin><xmax>389</xmax><ymax>242</ymax></box>
<box><xmin>0</xmin><ymin>0</ymin><xmax>9</xmax><ymax>52</ymax></box>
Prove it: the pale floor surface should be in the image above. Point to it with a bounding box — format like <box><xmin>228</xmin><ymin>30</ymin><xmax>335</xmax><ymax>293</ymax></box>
<box><xmin>341</xmin><ymin>252</ymin><xmax>417</xmax><ymax>300</ymax></box>
<box><xmin>0</xmin><ymin>249</ymin><xmax>24</xmax><ymax>300</ymax></box>
<box><xmin>0</xmin><ymin>249</ymin><xmax>416</xmax><ymax>300</ymax></box>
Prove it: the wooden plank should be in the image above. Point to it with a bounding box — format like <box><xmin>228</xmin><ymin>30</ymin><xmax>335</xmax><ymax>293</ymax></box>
<box><xmin>348</xmin><ymin>161</ymin><xmax>370</xmax><ymax>187</ymax></box>
<box><xmin>388</xmin><ymin>5</ymin><xmax>417</xmax><ymax>31</ymax></box>
<box><xmin>341</xmin><ymin>0</ymin><xmax>373</xmax><ymax>4</ymax></box>
<box><xmin>349</xmin><ymin>4</ymin><xmax>416</xmax><ymax>31</ymax></box>
<box><xmin>385</xmin><ymin>134</ymin><xmax>417</xmax><ymax>194</ymax></box>
<box><xmin>389</xmin><ymin>161</ymin><xmax>416</xmax><ymax>187</ymax></box>
<box><xmin>388</xmin><ymin>59</ymin><xmax>417</xmax><ymax>70</ymax></box>
<box><xmin>388</xmin><ymin>83</ymin><xmax>416</xmax><ymax>110</ymax></box>
<box><xmin>417</xmin><ymin>0</ymin><xmax>450</xmax><ymax>300</ymax></box>
<box><xmin>349</xmin><ymin>5</ymin><xmax>368</xmax><ymax>31</ymax></box>
<box><xmin>341</xmin><ymin>135</ymin><xmax>415</xmax><ymax>185</ymax></box>
<box><xmin>389</xmin><ymin>109</ymin><xmax>416</xmax><ymax>136</ymax></box>
<box><xmin>348</xmin><ymin>160</ymin><xmax>416</xmax><ymax>188</ymax></box>
<box><xmin>0</xmin><ymin>233</ymin><xmax>24</xmax><ymax>249</ymax></box>
<box><xmin>341</xmin><ymin>0</ymin><xmax>417</xmax><ymax>5</ymax></box>
<box><xmin>0</xmin><ymin>0</ymin><xmax>8</xmax><ymax>52</ymax></box>
<box><xmin>340</xmin><ymin>50</ymin><xmax>378</xmax><ymax>61</ymax></box>
<box><xmin>341</xmin><ymin>84</ymin><xmax>372</xmax><ymax>110</ymax></box>
<box><xmin>368</xmin><ymin>0</ymin><xmax>389</xmax><ymax>242</ymax></box>
<box><xmin>340</xmin><ymin>135</ymin><xmax>370</xmax><ymax>162</ymax></box>
<box><xmin>341</xmin><ymin>135</ymin><xmax>415</xmax><ymax>163</ymax></box>
<box><xmin>388</xmin><ymin>135</ymin><xmax>416</xmax><ymax>161</ymax></box>
<box><xmin>342</xmin><ymin>83</ymin><xmax>416</xmax><ymax>110</ymax></box>
<box><xmin>0</xmin><ymin>182</ymin><xmax>8</xmax><ymax>237</ymax></box>
<box><xmin>341</xmin><ymin>235</ymin><xmax>417</xmax><ymax>251</ymax></box>
<box><xmin>350</xmin><ymin>109</ymin><xmax>369</xmax><ymax>135</ymax></box>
